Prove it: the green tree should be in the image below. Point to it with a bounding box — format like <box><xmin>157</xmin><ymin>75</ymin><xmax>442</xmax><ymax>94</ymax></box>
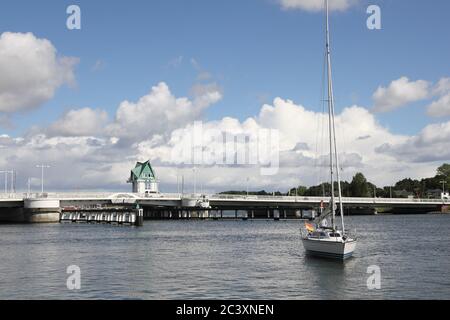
<box><xmin>437</xmin><ymin>163</ymin><xmax>450</xmax><ymax>179</ymax></box>
<box><xmin>437</xmin><ymin>164</ymin><xmax>450</xmax><ymax>189</ymax></box>
<box><xmin>290</xmin><ymin>186</ymin><xmax>308</xmax><ymax>196</ymax></box>
<box><xmin>350</xmin><ymin>173</ymin><xmax>369</xmax><ymax>197</ymax></box>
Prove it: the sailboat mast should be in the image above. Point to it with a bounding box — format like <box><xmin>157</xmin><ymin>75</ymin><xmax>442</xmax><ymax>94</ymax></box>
<box><xmin>325</xmin><ymin>0</ymin><xmax>335</xmax><ymax>230</ymax></box>
<box><xmin>325</xmin><ymin>0</ymin><xmax>345</xmax><ymax>233</ymax></box>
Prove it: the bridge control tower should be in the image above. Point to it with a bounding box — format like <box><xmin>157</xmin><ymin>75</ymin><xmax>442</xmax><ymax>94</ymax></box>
<box><xmin>127</xmin><ymin>160</ymin><xmax>159</xmax><ymax>194</ymax></box>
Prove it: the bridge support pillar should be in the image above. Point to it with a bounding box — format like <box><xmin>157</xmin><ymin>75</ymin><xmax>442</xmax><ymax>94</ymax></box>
<box><xmin>135</xmin><ymin>208</ymin><xmax>143</xmax><ymax>226</ymax></box>
<box><xmin>274</xmin><ymin>209</ymin><xmax>280</xmax><ymax>221</ymax></box>
<box><xmin>24</xmin><ymin>199</ymin><xmax>60</xmax><ymax>223</ymax></box>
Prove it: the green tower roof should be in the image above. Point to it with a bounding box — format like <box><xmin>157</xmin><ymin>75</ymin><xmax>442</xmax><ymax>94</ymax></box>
<box><xmin>129</xmin><ymin>160</ymin><xmax>156</xmax><ymax>182</ymax></box>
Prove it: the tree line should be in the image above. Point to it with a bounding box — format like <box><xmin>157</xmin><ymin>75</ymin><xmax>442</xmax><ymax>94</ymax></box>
<box><xmin>221</xmin><ymin>163</ymin><xmax>450</xmax><ymax>199</ymax></box>
<box><xmin>292</xmin><ymin>163</ymin><xmax>449</xmax><ymax>198</ymax></box>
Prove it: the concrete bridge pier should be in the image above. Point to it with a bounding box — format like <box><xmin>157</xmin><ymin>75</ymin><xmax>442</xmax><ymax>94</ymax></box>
<box><xmin>135</xmin><ymin>208</ymin><xmax>144</xmax><ymax>226</ymax></box>
<box><xmin>24</xmin><ymin>199</ymin><xmax>61</xmax><ymax>223</ymax></box>
<box><xmin>274</xmin><ymin>209</ymin><xmax>280</xmax><ymax>221</ymax></box>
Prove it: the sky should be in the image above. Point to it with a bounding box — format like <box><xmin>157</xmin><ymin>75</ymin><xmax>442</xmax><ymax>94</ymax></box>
<box><xmin>0</xmin><ymin>0</ymin><xmax>449</xmax><ymax>193</ymax></box>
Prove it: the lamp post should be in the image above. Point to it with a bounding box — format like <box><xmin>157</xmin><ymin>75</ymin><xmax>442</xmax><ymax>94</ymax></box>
<box><xmin>0</xmin><ymin>170</ymin><xmax>13</xmax><ymax>194</ymax></box>
<box><xmin>441</xmin><ymin>180</ymin><xmax>447</xmax><ymax>195</ymax></box>
<box><xmin>12</xmin><ymin>170</ymin><xmax>16</xmax><ymax>194</ymax></box>
<box><xmin>246</xmin><ymin>177</ymin><xmax>249</xmax><ymax>197</ymax></box>
<box><xmin>193</xmin><ymin>167</ymin><xmax>197</xmax><ymax>195</ymax></box>
<box><xmin>27</xmin><ymin>178</ymin><xmax>32</xmax><ymax>196</ymax></box>
<box><xmin>176</xmin><ymin>167</ymin><xmax>180</xmax><ymax>195</ymax></box>
<box><xmin>36</xmin><ymin>164</ymin><xmax>50</xmax><ymax>193</ymax></box>
<box><xmin>2</xmin><ymin>171</ymin><xmax>7</xmax><ymax>193</ymax></box>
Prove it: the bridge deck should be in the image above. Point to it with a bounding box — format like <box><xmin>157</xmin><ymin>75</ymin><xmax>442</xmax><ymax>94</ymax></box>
<box><xmin>0</xmin><ymin>193</ymin><xmax>448</xmax><ymax>208</ymax></box>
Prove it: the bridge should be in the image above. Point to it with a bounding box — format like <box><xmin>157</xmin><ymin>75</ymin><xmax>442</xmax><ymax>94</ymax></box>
<box><xmin>0</xmin><ymin>192</ymin><xmax>448</xmax><ymax>223</ymax></box>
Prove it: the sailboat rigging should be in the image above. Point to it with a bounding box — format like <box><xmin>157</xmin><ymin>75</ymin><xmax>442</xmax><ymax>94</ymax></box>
<box><xmin>301</xmin><ymin>0</ymin><xmax>357</xmax><ymax>260</ymax></box>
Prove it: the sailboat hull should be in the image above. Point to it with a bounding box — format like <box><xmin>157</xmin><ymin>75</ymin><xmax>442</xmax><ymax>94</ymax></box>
<box><xmin>302</xmin><ymin>238</ymin><xmax>356</xmax><ymax>260</ymax></box>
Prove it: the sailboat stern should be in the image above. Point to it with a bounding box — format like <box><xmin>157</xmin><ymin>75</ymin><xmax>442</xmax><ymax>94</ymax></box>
<box><xmin>302</xmin><ymin>238</ymin><xmax>356</xmax><ymax>260</ymax></box>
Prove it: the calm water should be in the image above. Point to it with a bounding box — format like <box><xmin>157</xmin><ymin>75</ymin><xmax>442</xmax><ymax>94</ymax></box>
<box><xmin>0</xmin><ymin>214</ymin><xmax>449</xmax><ymax>300</ymax></box>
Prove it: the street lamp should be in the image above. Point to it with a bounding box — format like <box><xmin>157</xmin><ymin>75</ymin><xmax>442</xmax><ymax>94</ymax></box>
<box><xmin>27</xmin><ymin>178</ymin><xmax>32</xmax><ymax>195</ymax></box>
<box><xmin>176</xmin><ymin>167</ymin><xmax>180</xmax><ymax>195</ymax></box>
<box><xmin>193</xmin><ymin>167</ymin><xmax>196</xmax><ymax>195</ymax></box>
<box><xmin>441</xmin><ymin>180</ymin><xmax>447</xmax><ymax>195</ymax></box>
<box><xmin>0</xmin><ymin>170</ymin><xmax>13</xmax><ymax>194</ymax></box>
<box><xmin>1</xmin><ymin>171</ymin><xmax>7</xmax><ymax>193</ymax></box>
<box><xmin>36</xmin><ymin>164</ymin><xmax>50</xmax><ymax>193</ymax></box>
<box><xmin>246</xmin><ymin>177</ymin><xmax>249</xmax><ymax>197</ymax></box>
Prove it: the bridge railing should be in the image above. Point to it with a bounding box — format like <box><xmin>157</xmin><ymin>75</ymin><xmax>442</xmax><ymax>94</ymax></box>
<box><xmin>0</xmin><ymin>193</ymin><xmax>25</xmax><ymax>200</ymax></box>
<box><xmin>1</xmin><ymin>192</ymin><xmax>448</xmax><ymax>204</ymax></box>
<box><xmin>210</xmin><ymin>194</ymin><xmax>449</xmax><ymax>204</ymax></box>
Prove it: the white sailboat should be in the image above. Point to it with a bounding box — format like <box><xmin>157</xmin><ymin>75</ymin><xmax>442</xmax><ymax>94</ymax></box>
<box><xmin>301</xmin><ymin>0</ymin><xmax>357</xmax><ymax>260</ymax></box>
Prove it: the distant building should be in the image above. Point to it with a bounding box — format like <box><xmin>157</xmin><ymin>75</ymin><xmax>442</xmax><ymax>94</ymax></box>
<box><xmin>393</xmin><ymin>189</ymin><xmax>414</xmax><ymax>198</ymax></box>
<box><xmin>426</xmin><ymin>189</ymin><xmax>443</xmax><ymax>199</ymax></box>
<box><xmin>128</xmin><ymin>160</ymin><xmax>159</xmax><ymax>194</ymax></box>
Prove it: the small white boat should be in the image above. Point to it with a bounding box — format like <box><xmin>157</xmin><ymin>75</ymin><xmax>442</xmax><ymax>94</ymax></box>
<box><xmin>301</xmin><ymin>0</ymin><xmax>357</xmax><ymax>260</ymax></box>
<box><xmin>302</xmin><ymin>229</ymin><xmax>357</xmax><ymax>260</ymax></box>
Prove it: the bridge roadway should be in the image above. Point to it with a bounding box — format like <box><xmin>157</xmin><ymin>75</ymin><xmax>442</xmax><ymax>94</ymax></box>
<box><xmin>1</xmin><ymin>192</ymin><xmax>449</xmax><ymax>209</ymax></box>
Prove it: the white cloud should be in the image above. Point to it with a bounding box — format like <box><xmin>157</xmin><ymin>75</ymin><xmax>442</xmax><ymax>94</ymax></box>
<box><xmin>0</xmin><ymin>32</ymin><xmax>78</xmax><ymax>113</ymax></box>
<box><xmin>427</xmin><ymin>93</ymin><xmax>450</xmax><ymax>117</ymax></box>
<box><xmin>47</xmin><ymin>108</ymin><xmax>109</xmax><ymax>137</ymax></box>
<box><xmin>133</xmin><ymin>97</ymin><xmax>437</xmax><ymax>189</ymax></box>
<box><xmin>1</xmin><ymin>82</ymin><xmax>447</xmax><ymax>192</ymax></box>
<box><xmin>372</xmin><ymin>77</ymin><xmax>430</xmax><ymax>113</ymax></box>
<box><xmin>0</xmin><ymin>134</ymin><xmax>131</xmax><ymax>191</ymax></box>
<box><xmin>278</xmin><ymin>0</ymin><xmax>358</xmax><ymax>12</ymax></box>
<box><xmin>376</xmin><ymin>121</ymin><xmax>450</xmax><ymax>163</ymax></box>
<box><xmin>432</xmin><ymin>77</ymin><xmax>450</xmax><ymax>96</ymax></box>
<box><xmin>426</xmin><ymin>78</ymin><xmax>450</xmax><ymax>117</ymax></box>
<box><xmin>106</xmin><ymin>82</ymin><xmax>222</xmax><ymax>142</ymax></box>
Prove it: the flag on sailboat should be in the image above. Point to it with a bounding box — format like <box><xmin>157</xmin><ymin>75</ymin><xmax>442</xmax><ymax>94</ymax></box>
<box><xmin>305</xmin><ymin>222</ymin><xmax>315</xmax><ymax>232</ymax></box>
